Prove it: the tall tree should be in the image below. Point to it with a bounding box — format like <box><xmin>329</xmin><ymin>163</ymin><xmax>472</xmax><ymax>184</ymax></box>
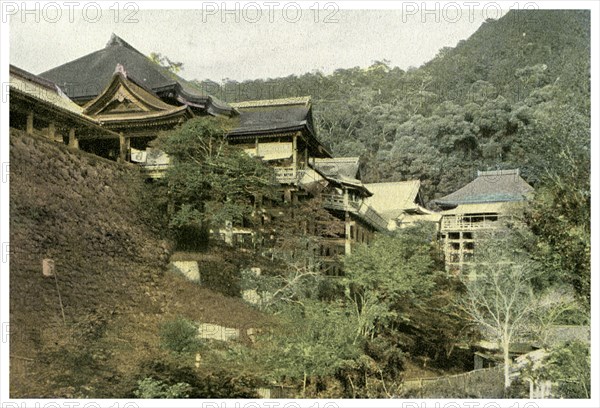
<box><xmin>457</xmin><ymin>232</ymin><xmax>543</xmax><ymax>390</ymax></box>
<box><xmin>154</xmin><ymin>117</ymin><xmax>276</xmax><ymax>247</ymax></box>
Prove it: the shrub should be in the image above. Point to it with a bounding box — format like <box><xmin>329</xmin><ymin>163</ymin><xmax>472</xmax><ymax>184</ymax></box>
<box><xmin>159</xmin><ymin>317</ymin><xmax>201</xmax><ymax>354</ymax></box>
<box><xmin>134</xmin><ymin>377</ymin><xmax>192</xmax><ymax>398</ymax></box>
<box><xmin>201</xmin><ymin>259</ymin><xmax>241</xmax><ymax>297</ymax></box>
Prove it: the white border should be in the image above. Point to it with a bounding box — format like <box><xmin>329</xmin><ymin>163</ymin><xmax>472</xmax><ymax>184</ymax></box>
<box><xmin>1</xmin><ymin>1</ymin><xmax>598</xmax><ymax>408</ymax></box>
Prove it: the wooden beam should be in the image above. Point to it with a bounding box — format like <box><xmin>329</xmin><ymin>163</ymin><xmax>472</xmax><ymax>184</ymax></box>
<box><xmin>345</xmin><ymin>210</ymin><xmax>352</xmax><ymax>255</ymax></box>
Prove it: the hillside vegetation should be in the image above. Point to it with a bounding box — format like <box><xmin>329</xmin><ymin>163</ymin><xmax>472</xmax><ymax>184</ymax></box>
<box><xmin>201</xmin><ymin>10</ymin><xmax>590</xmax><ymax>201</ymax></box>
<box><xmin>9</xmin><ymin>9</ymin><xmax>591</xmax><ymax>399</ymax></box>
<box><xmin>9</xmin><ymin>130</ymin><xmax>271</xmax><ymax>397</ymax></box>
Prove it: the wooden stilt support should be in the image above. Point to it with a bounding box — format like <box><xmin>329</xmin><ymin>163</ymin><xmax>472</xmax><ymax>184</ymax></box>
<box><xmin>68</xmin><ymin>128</ymin><xmax>79</xmax><ymax>149</ymax></box>
<box><xmin>119</xmin><ymin>132</ymin><xmax>129</xmax><ymax>162</ymax></box>
<box><xmin>47</xmin><ymin>122</ymin><xmax>56</xmax><ymax>140</ymax></box>
<box><xmin>26</xmin><ymin>111</ymin><xmax>34</xmax><ymax>134</ymax></box>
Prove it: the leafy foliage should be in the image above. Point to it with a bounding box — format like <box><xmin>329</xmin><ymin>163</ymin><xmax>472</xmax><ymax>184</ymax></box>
<box><xmin>159</xmin><ymin>317</ymin><xmax>202</xmax><ymax>354</ymax></box>
<box><xmin>544</xmin><ymin>341</ymin><xmax>591</xmax><ymax>398</ymax></box>
<box><xmin>256</xmin><ymin>300</ymin><xmax>363</xmax><ymax>396</ymax></box>
<box><xmin>520</xmin><ymin>104</ymin><xmax>591</xmax><ymax>309</ymax></box>
<box><xmin>343</xmin><ymin>224</ymin><xmax>441</xmax><ymax>340</ymax></box>
<box><xmin>134</xmin><ymin>377</ymin><xmax>192</xmax><ymax>398</ymax></box>
<box><xmin>154</xmin><ymin>117</ymin><xmax>276</xmax><ymax>247</ymax></box>
<box><xmin>134</xmin><ymin>356</ymin><xmax>259</xmax><ymax>398</ymax></box>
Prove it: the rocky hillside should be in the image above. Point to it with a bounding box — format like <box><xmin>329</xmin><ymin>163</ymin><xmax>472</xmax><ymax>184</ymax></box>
<box><xmin>10</xmin><ymin>129</ymin><xmax>270</xmax><ymax>397</ymax></box>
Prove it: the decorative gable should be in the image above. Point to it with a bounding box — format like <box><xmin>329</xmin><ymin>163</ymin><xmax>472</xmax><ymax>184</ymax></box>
<box><xmin>83</xmin><ymin>67</ymin><xmax>178</xmax><ymax>117</ymax></box>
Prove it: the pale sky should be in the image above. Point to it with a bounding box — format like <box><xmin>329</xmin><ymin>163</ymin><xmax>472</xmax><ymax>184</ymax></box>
<box><xmin>9</xmin><ymin>8</ymin><xmax>488</xmax><ymax>82</ymax></box>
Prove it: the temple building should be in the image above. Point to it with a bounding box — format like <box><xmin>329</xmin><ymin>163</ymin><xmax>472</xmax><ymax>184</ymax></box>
<box><xmin>9</xmin><ymin>65</ymin><xmax>120</xmax><ymax>146</ymax></box>
<box><xmin>10</xmin><ymin>34</ymin><xmax>537</xmax><ymax>275</ymax></box>
<box><xmin>363</xmin><ymin>180</ymin><xmax>442</xmax><ymax>230</ymax></box>
<box><xmin>433</xmin><ymin>169</ymin><xmax>535</xmax><ymax>272</ymax></box>
<box><xmin>11</xmin><ymin>33</ymin><xmax>388</xmax><ymax>272</ymax></box>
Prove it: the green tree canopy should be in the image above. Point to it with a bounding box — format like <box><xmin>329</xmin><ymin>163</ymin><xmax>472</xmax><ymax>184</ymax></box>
<box><xmin>154</xmin><ymin>116</ymin><xmax>276</xmax><ymax>247</ymax></box>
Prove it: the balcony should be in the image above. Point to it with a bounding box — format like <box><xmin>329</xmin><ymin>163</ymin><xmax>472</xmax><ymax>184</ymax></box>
<box><xmin>441</xmin><ymin>214</ymin><xmax>503</xmax><ymax>231</ymax></box>
<box><xmin>322</xmin><ymin>193</ymin><xmax>359</xmax><ymax>212</ymax></box>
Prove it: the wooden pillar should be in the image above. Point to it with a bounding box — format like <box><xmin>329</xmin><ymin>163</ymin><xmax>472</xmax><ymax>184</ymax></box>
<box><xmin>26</xmin><ymin>111</ymin><xmax>34</xmax><ymax>134</ymax></box>
<box><xmin>292</xmin><ymin>133</ymin><xmax>298</xmax><ymax>178</ymax></box>
<box><xmin>47</xmin><ymin>122</ymin><xmax>56</xmax><ymax>140</ymax></box>
<box><xmin>255</xmin><ymin>136</ymin><xmax>259</xmax><ymax>156</ymax></box>
<box><xmin>344</xmin><ymin>187</ymin><xmax>352</xmax><ymax>255</ymax></box>
<box><xmin>119</xmin><ymin>132</ymin><xmax>129</xmax><ymax>163</ymax></box>
<box><xmin>68</xmin><ymin>128</ymin><xmax>78</xmax><ymax>149</ymax></box>
<box><xmin>345</xmin><ymin>211</ymin><xmax>352</xmax><ymax>255</ymax></box>
<box><xmin>343</xmin><ymin>188</ymin><xmax>349</xmax><ymax>209</ymax></box>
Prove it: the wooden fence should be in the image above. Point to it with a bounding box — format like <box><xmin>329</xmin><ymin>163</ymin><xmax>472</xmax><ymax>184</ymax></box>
<box><xmin>400</xmin><ymin>365</ymin><xmax>504</xmax><ymax>398</ymax></box>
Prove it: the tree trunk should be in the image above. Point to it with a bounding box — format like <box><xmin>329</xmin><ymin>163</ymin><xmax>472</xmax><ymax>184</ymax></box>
<box><xmin>303</xmin><ymin>371</ymin><xmax>307</xmax><ymax>397</ymax></box>
<box><xmin>503</xmin><ymin>339</ymin><xmax>512</xmax><ymax>390</ymax></box>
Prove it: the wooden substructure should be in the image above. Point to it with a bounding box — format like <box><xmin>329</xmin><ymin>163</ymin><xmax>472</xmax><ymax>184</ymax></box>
<box><xmin>440</xmin><ymin>212</ymin><xmax>518</xmax><ymax>272</ymax></box>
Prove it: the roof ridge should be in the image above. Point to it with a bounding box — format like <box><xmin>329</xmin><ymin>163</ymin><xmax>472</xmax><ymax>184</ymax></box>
<box><xmin>10</xmin><ymin>65</ymin><xmax>59</xmax><ymax>92</ymax></box>
<box><xmin>477</xmin><ymin>168</ymin><xmax>520</xmax><ymax>177</ymax></box>
<box><xmin>230</xmin><ymin>96</ymin><xmax>311</xmax><ymax>108</ymax></box>
<box><xmin>364</xmin><ymin>180</ymin><xmax>420</xmax><ymax>186</ymax></box>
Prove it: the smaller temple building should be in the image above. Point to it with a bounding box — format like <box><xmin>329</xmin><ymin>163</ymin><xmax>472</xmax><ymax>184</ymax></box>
<box><xmin>433</xmin><ymin>169</ymin><xmax>534</xmax><ymax>272</ymax></box>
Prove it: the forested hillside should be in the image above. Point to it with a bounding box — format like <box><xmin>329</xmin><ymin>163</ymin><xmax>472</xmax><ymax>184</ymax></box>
<box><xmin>198</xmin><ymin>10</ymin><xmax>590</xmax><ymax>202</ymax></box>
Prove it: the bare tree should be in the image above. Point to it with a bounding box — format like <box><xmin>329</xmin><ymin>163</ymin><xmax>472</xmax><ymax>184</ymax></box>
<box><xmin>456</xmin><ymin>234</ymin><xmax>540</xmax><ymax>390</ymax></box>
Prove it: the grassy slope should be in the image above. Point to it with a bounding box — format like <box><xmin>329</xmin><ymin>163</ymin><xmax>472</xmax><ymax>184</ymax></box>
<box><xmin>9</xmin><ymin>129</ymin><xmax>270</xmax><ymax>397</ymax></box>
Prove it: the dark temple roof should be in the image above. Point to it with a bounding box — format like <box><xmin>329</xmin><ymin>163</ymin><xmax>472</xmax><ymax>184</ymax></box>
<box><xmin>228</xmin><ymin>97</ymin><xmax>330</xmax><ymax>157</ymax></box>
<box><xmin>40</xmin><ymin>34</ymin><xmax>234</xmax><ymax>116</ymax></box>
<box><xmin>433</xmin><ymin>169</ymin><xmax>534</xmax><ymax>208</ymax></box>
<box><xmin>229</xmin><ymin>97</ymin><xmax>313</xmax><ymax>135</ymax></box>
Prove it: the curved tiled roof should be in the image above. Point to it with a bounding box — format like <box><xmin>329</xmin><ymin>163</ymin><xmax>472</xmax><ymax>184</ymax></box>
<box><xmin>10</xmin><ymin>65</ymin><xmax>84</xmax><ymax>116</ymax></box>
<box><xmin>40</xmin><ymin>34</ymin><xmax>234</xmax><ymax>116</ymax></box>
<box><xmin>364</xmin><ymin>180</ymin><xmax>422</xmax><ymax>213</ymax></box>
<box><xmin>433</xmin><ymin>169</ymin><xmax>534</xmax><ymax>208</ymax></box>
<box><xmin>228</xmin><ymin>97</ymin><xmax>314</xmax><ymax>136</ymax></box>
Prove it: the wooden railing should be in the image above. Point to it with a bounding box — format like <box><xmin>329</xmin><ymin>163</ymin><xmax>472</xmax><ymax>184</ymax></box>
<box><xmin>441</xmin><ymin>215</ymin><xmax>503</xmax><ymax>231</ymax></box>
<box><xmin>321</xmin><ymin>193</ymin><xmax>360</xmax><ymax>212</ymax></box>
<box><xmin>401</xmin><ymin>365</ymin><xmax>504</xmax><ymax>398</ymax></box>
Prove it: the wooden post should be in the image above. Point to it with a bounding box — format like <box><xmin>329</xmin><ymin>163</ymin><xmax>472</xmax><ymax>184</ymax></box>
<box><xmin>304</xmin><ymin>147</ymin><xmax>308</xmax><ymax>167</ymax></box>
<box><xmin>345</xmin><ymin>210</ymin><xmax>352</xmax><ymax>256</ymax></box>
<box><xmin>47</xmin><ymin>122</ymin><xmax>55</xmax><ymax>140</ymax></box>
<box><xmin>292</xmin><ymin>133</ymin><xmax>298</xmax><ymax>178</ymax></box>
<box><xmin>119</xmin><ymin>132</ymin><xmax>128</xmax><ymax>163</ymax></box>
<box><xmin>26</xmin><ymin>111</ymin><xmax>34</xmax><ymax>134</ymax></box>
<box><xmin>68</xmin><ymin>128</ymin><xmax>78</xmax><ymax>149</ymax></box>
<box><xmin>343</xmin><ymin>188</ymin><xmax>349</xmax><ymax>209</ymax></box>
